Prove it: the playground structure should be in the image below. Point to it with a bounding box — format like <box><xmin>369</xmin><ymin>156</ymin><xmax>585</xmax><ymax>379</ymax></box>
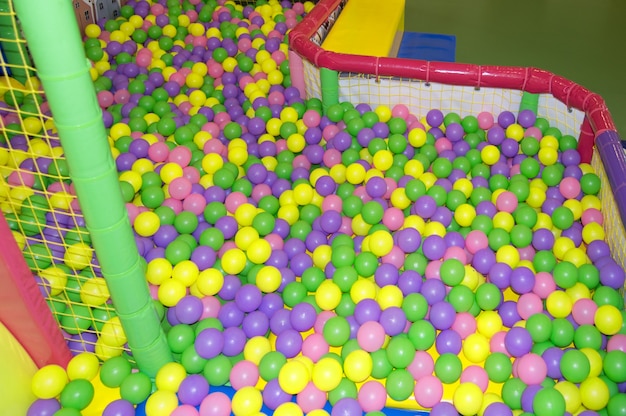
<box><xmin>0</xmin><ymin>0</ymin><xmax>625</xmax><ymax>414</ymax></box>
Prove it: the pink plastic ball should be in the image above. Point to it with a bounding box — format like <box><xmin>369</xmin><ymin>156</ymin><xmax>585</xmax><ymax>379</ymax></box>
<box><xmin>391</xmin><ymin>104</ymin><xmax>410</xmax><ymax>120</ymax></box>
<box><xmin>533</xmin><ymin>271</ymin><xmax>557</xmax><ymax>299</ymax></box>
<box><xmin>516</xmin><ymin>353</ymin><xmax>547</xmax><ymax>385</ymax></box>
<box><xmin>162</xmin><ymin>198</ymin><xmax>183</xmax><ymax>215</ymax></box>
<box><xmin>381</xmin><ymin>246</ymin><xmax>405</xmax><ymax>269</ymax></box>
<box><xmin>183</xmin><ymin>193</ymin><xmax>207</xmax><ymax>216</ymax></box>
<box><xmin>382</xmin><ymin>207</ymin><xmax>404</xmax><ymax>231</ymax></box>
<box><xmin>443</xmin><ymin>246</ymin><xmax>467</xmax><ymax>264</ymax></box>
<box><xmin>524</xmin><ymin>126</ymin><xmax>543</xmax><ymax>139</ymax></box>
<box><xmin>199</xmin><ymin>392</ymin><xmax>231</xmax><ymax>416</ymax></box>
<box><xmin>268</xmin><ymin>91</ymin><xmax>285</xmax><ymax>106</ymax></box>
<box><xmin>559</xmin><ymin>177</ymin><xmax>581</xmax><ymax>199</ymax></box>
<box><xmin>434</xmin><ymin>137</ymin><xmax>452</xmax><ymax>153</ymax></box>
<box><xmin>357</xmin><ymin>321</ymin><xmax>386</xmax><ymax>352</ymax></box>
<box><xmin>581</xmin><ymin>208</ymin><xmax>604</xmax><ymax>226</ymax></box>
<box><xmin>238</xmin><ymin>38</ymin><xmax>252</xmax><ymax>52</ymax></box>
<box><xmin>452</xmin><ymin>312</ymin><xmax>477</xmax><ymax>340</ymax></box>
<box><xmin>169</xmin><ymin>177</ymin><xmax>193</xmax><ymax>200</ymax></box>
<box><xmin>148</xmin><ymin>142</ymin><xmax>170</xmax><ymax>163</ymax></box>
<box><xmin>229</xmin><ymin>360</ymin><xmax>259</xmax><ymax>390</ymax></box>
<box><xmin>572</xmin><ymin>298</ymin><xmax>598</xmax><ymax>326</ymax></box>
<box><xmin>200</xmin><ymin>296</ymin><xmax>221</xmax><ymax>320</ymax></box>
<box><xmin>607</xmin><ymin>334</ymin><xmax>626</xmax><ymax>352</ymax></box>
<box><xmin>322</xmin><ymin>195</ymin><xmax>342</xmax><ymax>213</ymax></box>
<box><xmin>251</xmin><ymin>184</ymin><xmax>272</xmax><ymax>202</ymax></box>
<box><xmin>465</xmin><ymin>230</ymin><xmax>488</xmax><ymax>254</ymax></box>
<box><xmin>97</xmin><ymin>90</ymin><xmax>114</xmax><ymax>108</ymax></box>
<box><xmin>303</xmin><ymin>110</ymin><xmax>321</xmax><ymax>128</ymax></box>
<box><xmin>297</xmin><ymin>382</ymin><xmax>327</xmax><ymax>414</ymax></box>
<box><xmin>516</xmin><ymin>293</ymin><xmax>544</xmax><ymax>320</ymax></box>
<box><xmin>171</xmin><ymin>405</ymin><xmax>200</xmax><ymax>416</ymax></box>
<box><xmin>322</xmin><ymin>125</ymin><xmax>339</xmax><ymax>141</ymax></box>
<box><xmin>302</xmin><ymin>333</ymin><xmax>329</xmax><ymax>363</ymax></box>
<box><xmin>183</xmin><ymin>166</ymin><xmax>200</xmax><ymax>184</ymax></box>
<box><xmin>407</xmin><ymin>351</ymin><xmax>434</xmax><ymax>380</ymax></box>
<box><xmin>477</xmin><ymin>112</ymin><xmax>494</xmax><ymax>130</ymax></box>
<box><xmin>358</xmin><ymin>380</ymin><xmax>387</xmax><ymax>413</ymax></box>
<box><xmin>264</xmin><ymin>234</ymin><xmax>284</xmax><ymax>251</ymax></box>
<box><xmin>489</xmin><ymin>331</ymin><xmax>509</xmax><ymax>355</ymax></box>
<box><xmin>414</xmin><ymin>375</ymin><xmax>443</xmax><ymax>408</ymax></box>
<box><xmin>460</xmin><ymin>365</ymin><xmax>489</xmax><ymax>392</ymax></box>
<box><xmin>224</xmin><ymin>192</ymin><xmax>247</xmax><ymax>214</ymax></box>
<box><xmin>425</xmin><ymin>260</ymin><xmax>442</xmax><ymax>280</ymax></box>
<box><xmin>496</xmin><ymin>191</ymin><xmax>518</xmax><ymax>213</ymax></box>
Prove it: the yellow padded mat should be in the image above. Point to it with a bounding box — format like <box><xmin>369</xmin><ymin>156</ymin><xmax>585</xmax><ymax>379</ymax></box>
<box><xmin>321</xmin><ymin>0</ymin><xmax>405</xmax><ymax>57</ymax></box>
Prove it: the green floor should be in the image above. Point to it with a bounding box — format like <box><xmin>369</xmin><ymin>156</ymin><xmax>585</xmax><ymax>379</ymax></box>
<box><xmin>405</xmin><ymin>0</ymin><xmax>626</xmax><ymax>137</ymax></box>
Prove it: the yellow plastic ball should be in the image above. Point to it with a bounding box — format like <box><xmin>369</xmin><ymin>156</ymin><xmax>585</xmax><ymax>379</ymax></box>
<box><xmin>293</xmin><ymin>183</ymin><xmax>313</xmax><ymax>206</ymax></box>
<box><xmin>66</xmin><ymin>353</ymin><xmax>100</xmax><ymax>382</ymax></box>
<box><xmin>505</xmin><ymin>123</ymin><xmax>525</xmax><ymax>141</ymax></box>
<box><xmin>274</xmin><ymin>402</ymin><xmax>304</xmax><ymax>416</ymax></box>
<box><xmin>475</xmin><ymin>310</ymin><xmax>503</xmax><ymax>338</ymax></box>
<box><xmin>390</xmin><ymin>188</ymin><xmax>411</xmax><ymax>210</ymax></box>
<box><xmin>243</xmin><ymin>336</ymin><xmax>272</xmax><ymax>366</ymax></box>
<box><xmin>546</xmin><ymin>290</ymin><xmax>573</xmax><ymax>319</ymax></box>
<box><xmin>267</xmin><ymin>69</ymin><xmax>284</xmax><ymax>85</ymax></box>
<box><xmin>580</xmin><ymin>377</ymin><xmax>610</xmax><ymax>411</ymax></box>
<box><xmin>374</xmin><ymin>105</ymin><xmax>392</xmax><ymax>123</ymax></box>
<box><xmin>562</xmin><ymin>248</ymin><xmax>588</xmax><ymax>267</ymax></box>
<box><xmin>155</xmin><ymin>362</ymin><xmax>187</xmax><ymax>392</ymax></box>
<box><xmin>368</xmin><ymin>230</ymin><xmax>394</xmax><ymax>257</ymax></box>
<box><xmin>343</xmin><ymin>349</ymin><xmax>373</xmax><ymax>383</ymax></box>
<box><xmin>345</xmin><ymin>163</ymin><xmax>366</xmax><ymax>185</ymax></box>
<box><xmin>84</xmin><ymin>23</ymin><xmax>102</xmax><ymax>38</ymax></box>
<box><xmin>110</xmin><ymin>123</ymin><xmax>131</xmax><ymax>141</ymax></box>
<box><xmin>582</xmin><ymin>222</ymin><xmax>605</xmax><ymax>244</ymax></box>
<box><xmin>496</xmin><ymin>245</ymin><xmax>520</xmax><ymax>268</ymax></box>
<box><xmin>554</xmin><ymin>381</ymin><xmax>582</xmax><ymax>414</ymax></box>
<box><xmin>39</xmin><ymin>266</ymin><xmax>68</xmax><ymax>297</ymax></box>
<box><xmin>278</xmin><ymin>360</ymin><xmax>310</xmax><ymax>395</ymax></box>
<box><xmin>100</xmin><ymin>316</ymin><xmax>127</xmax><ymax>347</ymax></box>
<box><xmin>538</xmin><ymin>147</ymin><xmax>559</xmax><ymax>166</ymax></box>
<box><xmin>134</xmin><ymin>211</ymin><xmax>160</xmax><ymax>237</ymax></box>
<box><xmin>453</xmin><ymin>178</ymin><xmax>474</xmax><ymax>198</ymax></box>
<box><xmin>540</xmin><ymin>135</ymin><xmax>559</xmax><ymax>149</ymax></box>
<box><xmin>246</xmin><ymin>239</ymin><xmax>272</xmax><ymax>264</ymax></box>
<box><xmin>594</xmin><ymin>304</ymin><xmax>623</xmax><ymax>335</ymax></box>
<box><xmin>372</xmin><ymin>149</ymin><xmax>393</xmax><ymax>171</ymax></box>
<box><xmin>196</xmin><ymin>268</ymin><xmax>224</xmax><ymax>296</ymax></box>
<box><xmin>404</xmin><ymin>159</ymin><xmax>424</xmax><ymax>178</ymax></box>
<box><xmin>376</xmin><ymin>285</ymin><xmax>403</xmax><ymax>310</ymax></box>
<box><xmin>31</xmin><ymin>364</ymin><xmax>68</xmax><ymax>399</ymax></box>
<box><xmin>158</xmin><ymin>278</ymin><xmax>187</xmax><ymax>307</ymax></box>
<box><xmin>481</xmin><ymin>144</ymin><xmax>501</xmax><ymax>165</ymax></box>
<box><xmin>350</xmin><ymin>278</ymin><xmax>378</xmax><ymax>304</ymax></box>
<box><xmin>580</xmin><ymin>347</ymin><xmax>604</xmax><ymax>378</ymax></box>
<box><xmin>453</xmin><ymin>382</ymin><xmax>484</xmax><ymax>416</ymax></box>
<box><xmin>315</xmin><ymin>280</ymin><xmax>342</xmax><ymax>311</ymax></box>
<box><xmin>255</xmin><ymin>265</ymin><xmax>281</xmax><ymax>293</ymax></box>
<box><xmin>80</xmin><ymin>277</ymin><xmax>110</xmax><ymax>306</ymax></box>
<box><xmin>526</xmin><ymin>187</ymin><xmax>547</xmax><ymax>209</ymax></box>
<box><xmin>277</xmin><ymin>204</ymin><xmax>299</xmax><ymax>225</ymax></box>
<box><xmin>172</xmin><ymin>260</ymin><xmax>199</xmax><ymax>287</ymax></box>
<box><xmin>159</xmin><ymin>162</ymin><xmax>184</xmax><ymax>184</ymax></box>
<box><xmin>454</xmin><ymin>203</ymin><xmax>476</xmax><ymax>227</ymax></box>
<box><xmin>311</xmin><ymin>356</ymin><xmax>343</xmax><ymax>391</ymax></box>
<box><xmin>287</xmin><ymin>133</ymin><xmax>305</xmax><ymax>153</ymax></box>
<box><xmin>221</xmin><ymin>248</ymin><xmax>247</xmax><ymax>275</ymax></box>
<box><xmin>146</xmin><ymin>258</ymin><xmax>173</xmax><ymax>285</ymax></box>
<box><xmin>408</xmin><ymin>128</ymin><xmax>427</xmax><ymax>148</ymax></box>
<box><xmin>144</xmin><ymin>390</ymin><xmax>179</xmax><ymax>416</ymax></box>
<box><xmin>64</xmin><ymin>243</ymin><xmax>93</xmax><ymax>270</ymax></box>
<box><xmin>462</xmin><ymin>333</ymin><xmax>490</xmax><ymax>363</ymax></box>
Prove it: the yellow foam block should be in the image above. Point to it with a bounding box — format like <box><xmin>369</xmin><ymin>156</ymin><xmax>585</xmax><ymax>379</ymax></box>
<box><xmin>321</xmin><ymin>0</ymin><xmax>405</xmax><ymax>57</ymax></box>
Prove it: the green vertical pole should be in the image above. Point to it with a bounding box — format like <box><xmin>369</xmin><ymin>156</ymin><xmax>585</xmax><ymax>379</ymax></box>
<box><xmin>519</xmin><ymin>92</ymin><xmax>539</xmax><ymax>114</ymax></box>
<box><xmin>320</xmin><ymin>67</ymin><xmax>339</xmax><ymax>112</ymax></box>
<box><xmin>13</xmin><ymin>0</ymin><xmax>172</xmax><ymax>376</ymax></box>
<box><xmin>0</xmin><ymin>0</ymin><xmax>32</xmax><ymax>83</ymax></box>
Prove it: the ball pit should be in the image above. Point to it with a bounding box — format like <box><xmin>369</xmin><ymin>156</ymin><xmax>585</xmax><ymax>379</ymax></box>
<box><xmin>0</xmin><ymin>0</ymin><xmax>625</xmax><ymax>415</ymax></box>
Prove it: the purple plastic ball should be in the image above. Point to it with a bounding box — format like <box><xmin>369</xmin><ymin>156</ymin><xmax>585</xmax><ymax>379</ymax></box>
<box><xmin>436</xmin><ymin>329</ymin><xmax>462</xmax><ymax>355</ymax></box>
<box><xmin>27</xmin><ymin>398</ymin><xmax>62</xmax><ymax>416</ymax></box>
<box><xmin>421</xmin><ymin>278</ymin><xmax>447</xmax><ymax>305</ymax></box>
<box><xmin>289</xmin><ymin>302</ymin><xmax>317</xmax><ymax>332</ymax></box>
<box><xmin>178</xmin><ymin>374</ymin><xmax>210</xmax><ymax>407</ymax></box>
<box><xmin>275</xmin><ymin>328</ymin><xmax>303</xmax><ymax>358</ymax></box>
<box><xmin>175</xmin><ymin>295</ymin><xmax>203</xmax><ymax>325</ymax></box>
<box><xmin>504</xmin><ymin>327</ymin><xmax>533</xmax><ymax>357</ymax></box>
<box><xmin>195</xmin><ymin>327</ymin><xmax>224</xmax><ymax>359</ymax></box>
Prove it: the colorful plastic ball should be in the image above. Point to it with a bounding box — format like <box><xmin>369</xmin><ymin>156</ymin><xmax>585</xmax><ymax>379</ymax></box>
<box><xmin>357</xmin><ymin>321</ymin><xmax>386</xmax><ymax>352</ymax></box>
<box><xmin>312</xmin><ymin>356</ymin><xmax>344</xmax><ymax>391</ymax></box>
<box><xmin>595</xmin><ymin>304</ymin><xmax>623</xmax><ymax>335</ymax></box>
<box><xmin>484</xmin><ymin>352</ymin><xmax>512</xmax><ymax>383</ymax></box>
<box><xmin>27</xmin><ymin>398</ymin><xmax>62</xmax><ymax>416</ymax></box>
<box><xmin>532</xmin><ymin>387</ymin><xmax>566</xmax><ymax>416</ymax></box>
<box><xmin>560</xmin><ymin>349</ymin><xmax>590</xmax><ymax>383</ymax></box>
<box><xmin>31</xmin><ymin>364</ymin><xmax>69</xmax><ymax>399</ymax></box>
<box><xmin>434</xmin><ymin>353</ymin><xmax>462</xmax><ymax>384</ymax></box>
<box><xmin>357</xmin><ymin>380</ymin><xmax>387</xmax><ymax>413</ymax></box>
<box><xmin>504</xmin><ymin>327</ymin><xmax>533</xmax><ymax>357</ymax></box>
<box><xmin>453</xmin><ymin>382</ymin><xmax>483</xmax><ymax>416</ymax></box>
<box><xmin>579</xmin><ymin>377</ymin><xmax>610</xmax><ymax>411</ymax></box>
<box><xmin>59</xmin><ymin>379</ymin><xmax>94</xmax><ymax>410</ymax></box>
<box><xmin>144</xmin><ymin>390</ymin><xmax>178</xmax><ymax>416</ymax></box>
<box><xmin>199</xmin><ymin>391</ymin><xmax>232</xmax><ymax>416</ymax></box>
<box><xmin>278</xmin><ymin>359</ymin><xmax>310</xmax><ymax>395</ymax></box>
<box><xmin>231</xmin><ymin>386</ymin><xmax>263</xmax><ymax>416</ymax></box>
<box><xmin>413</xmin><ymin>375</ymin><xmax>443</xmax><ymax>408</ymax></box>
<box><xmin>516</xmin><ymin>353</ymin><xmax>548</xmax><ymax>385</ymax></box>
